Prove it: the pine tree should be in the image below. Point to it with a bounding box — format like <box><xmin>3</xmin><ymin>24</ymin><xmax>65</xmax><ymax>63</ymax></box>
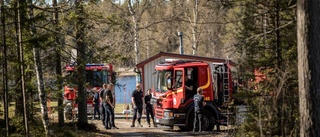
<box><xmin>297</xmin><ymin>0</ymin><xmax>320</xmax><ymax>136</ymax></box>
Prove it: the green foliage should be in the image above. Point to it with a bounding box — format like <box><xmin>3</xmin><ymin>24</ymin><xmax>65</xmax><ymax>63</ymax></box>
<box><xmin>0</xmin><ymin>0</ymin><xmax>300</xmax><ymax>136</ymax></box>
<box><xmin>51</xmin><ymin>122</ymin><xmax>99</xmax><ymax>137</ymax></box>
<box><xmin>230</xmin><ymin>0</ymin><xmax>299</xmax><ymax>136</ymax></box>
<box><xmin>6</xmin><ymin>116</ymin><xmax>25</xmax><ymax>136</ymax></box>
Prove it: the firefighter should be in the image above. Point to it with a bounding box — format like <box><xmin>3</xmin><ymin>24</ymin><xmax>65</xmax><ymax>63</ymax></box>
<box><xmin>110</xmin><ymin>83</ymin><xmax>118</xmax><ymax>129</ymax></box>
<box><xmin>185</xmin><ymin>76</ymin><xmax>195</xmax><ymax>100</ymax></box>
<box><xmin>185</xmin><ymin>76</ymin><xmax>193</xmax><ymax>91</ymax></box>
<box><xmin>144</xmin><ymin>89</ymin><xmax>156</xmax><ymax>127</ymax></box>
<box><xmin>105</xmin><ymin>83</ymin><xmax>119</xmax><ymax>129</ymax></box>
<box><xmin>131</xmin><ymin>84</ymin><xmax>144</xmax><ymax>127</ymax></box>
<box><xmin>193</xmin><ymin>87</ymin><xmax>206</xmax><ymax>132</ymax></box>
<box><xmin>100</xmin><ymin>84</ymin><xmax>108</xmax><ymax>128</ymax></box>
<box><xmin>92</xmin><ymin>88</ymin><xmax>100</xmax><ymax>120</ymax></box>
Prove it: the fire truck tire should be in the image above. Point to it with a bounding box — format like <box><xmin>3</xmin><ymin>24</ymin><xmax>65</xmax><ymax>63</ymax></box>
<box><xmin>179</xmin><ymin>110</ymin><xmax>214</xmax><ymax>131</ymax></box>
<box><xmin>186</xmin><ymin>112</ymin><xmax>195</xmax><ymax>131</ymax></box>
<box><xmin>64</xmin><ymin>112</ymin><xmax>72</xmax><ymax>120</ymax></box>
<box><xmin>178</xmin><ymin>111</ymin><xmax>194</xmax><ymax>131</ymax></box>
<box><xmin>202</xmin><ymin>110</ymin><xmax>214</xmax><ymax>131</ymax></box>
<box><xmin>64</xmin><ymin>114</ymin><xmax>68</xmax><ymax>120</ymax></box>
<box><xmin>178</xmin><ymin>126</ymin><xmax>188</xmax><ymax>131</ymax></box>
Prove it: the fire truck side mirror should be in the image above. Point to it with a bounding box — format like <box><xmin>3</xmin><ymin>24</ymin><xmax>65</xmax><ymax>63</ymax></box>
<box><xmin>111</xmin><ymin>72</ymin><xmax>117</xmax><ymax>84</ymax></box>
<box><xmin>166</xmin><ymin>78</ymin><xmax>173</xmax><ymax>90</ymax></box>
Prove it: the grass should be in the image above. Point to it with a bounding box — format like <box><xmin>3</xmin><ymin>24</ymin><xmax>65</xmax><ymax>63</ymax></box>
<box><xmin>46</xmin><ymin>101</ymin><xmax>130</xmax><ymax>114</ymax></box>
<box><xmin>0</xmin><ymin>102</ymin><xmax>16</xmax><ymax>118</ymax></box>
<box><xmin>114</xmin><ymin>103</ymin><xmax>131</xmax><ymax>113</ymax></box>
<box><xmin>0</xmin><ymin>101</ymin><xmax>131</xmax><ymax>120</ymax></box>
<box><xmin>0</xmin><ymin>101</ymin><xmax>118</xmax><ymax>136</ymax></box>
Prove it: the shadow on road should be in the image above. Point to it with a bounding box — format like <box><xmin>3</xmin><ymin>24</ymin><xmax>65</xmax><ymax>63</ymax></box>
<box><xmin>98</xmin><ymin>131</ymin><xmax>222</xmax><ymax>137</ymax></box>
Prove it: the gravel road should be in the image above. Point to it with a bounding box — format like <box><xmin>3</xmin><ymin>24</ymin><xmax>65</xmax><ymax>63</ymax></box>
<box><xmin>89</xmin><ymin>118</ymin><xmax>230</xmax><ymax>137</ymax></box>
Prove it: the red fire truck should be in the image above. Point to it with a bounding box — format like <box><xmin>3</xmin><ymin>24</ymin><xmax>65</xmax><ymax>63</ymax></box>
<box><xmin>63</xmin><ymin>63</ymin><xmax>115</xmax><ymax>120</ymax></box>
<box><xmin>152</xmin><ymin>59</ymin><xmax>234</xmax><ymax>131</ymax></box>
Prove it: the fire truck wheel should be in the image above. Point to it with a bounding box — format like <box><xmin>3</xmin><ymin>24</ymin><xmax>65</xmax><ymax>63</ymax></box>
<box><xmin>178</xmin><ymin>126</ymin><xmax>188</xmax><ymax>131</ymax></box>
<box><xmin>202</xmin><ymin>110</ymin><xmax>214</xmax><ymax>131</ymax></box>
<box><xmin>179</xmin><ymin>110</ymin><xmax>214</xmax><ymax>131</ymax></box>
<box><xmin>187</xmin><ymin>111</ymin><xmax>195</xmax><ymax>131</ymax></box>
<box><xmin>64</xmin><ymin>112</ymin><xmax>72</xmax><ymax>120</ymax></box>
<box><xmin>178</xmin><ymin>111</ymin><xmax>194</xmax><ymax>131</ymax></box>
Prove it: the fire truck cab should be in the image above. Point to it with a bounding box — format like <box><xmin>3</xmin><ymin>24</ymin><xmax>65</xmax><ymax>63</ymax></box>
<box><xmin>63</xmin><ymin>63</ymin><xmax>115</xmax><ymax>120</ymax></box>
<box><xmin>152</xmin><ymin>59</ymin><xmax>233</xmax><ymax>131</ymax></box>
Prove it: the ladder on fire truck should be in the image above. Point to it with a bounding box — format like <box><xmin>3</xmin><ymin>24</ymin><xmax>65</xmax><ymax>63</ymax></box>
<box><xmin>222</xmin><ymin>63</ymin><xmax>230</xmax><ymax>103</ymax></box>
<box><xmin>212</xmin><ymin>62</ymin><xmax>230</xmax><ymax>103</ymax></box>
<box><xmin>212</xmin><ymin>61</ymin><xmax>234</xmax><ymax>126</ymax></box>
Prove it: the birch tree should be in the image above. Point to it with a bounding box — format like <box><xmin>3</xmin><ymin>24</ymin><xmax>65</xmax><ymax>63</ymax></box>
<box><xmin>16</xmin><ymin>0</ymin><xmax>29</xmax><ymax>135</ymax></box>
<box><xmin>191</xmin><ymin>0</ymin><xmax>199</xmax><ymax>55</ymax></box>
<box><xmin>27</xmin><ymin>0</ymin><xmax>50</xmax><ymax>136</ymax></box>
<box><xmin>128</xmin><ymin>0</ymin><xmax>143</xmax><ymax>64</ymax></box>
<box><xmin>121</xmin><ymin>0</ymin><xmax>177</xmax><ymax>64</ymax></box>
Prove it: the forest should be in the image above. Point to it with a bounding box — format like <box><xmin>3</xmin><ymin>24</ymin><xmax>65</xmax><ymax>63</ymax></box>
<box><xmin>0</xmin><ymin>0</ymin><xmax>319</xmax><ymax>137</ymax></box>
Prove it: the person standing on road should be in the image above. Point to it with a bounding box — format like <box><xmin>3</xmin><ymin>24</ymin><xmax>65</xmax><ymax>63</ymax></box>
<box><xmin>193</xmin><ymin>87</ymin><xmax>206</xmax><ymax>132</ymax></box>
<box><xmin>100</xmin><ymin>84</ymin><xmax>107</xmax><ymax>126</ymax></box>
<box><xmin>131</xmin><ymin>84</ymin><xmax>144</xmax><ymax>127</ymax></box>
<box><xmin>110</xmin><ymin>83</ymin><xmax>118</xmax><ymax>129</ymax></box>
<box><xmin>144</xmin><ymin>89</ymin><xmax>156</xmax><ymax>127</ymax></box>
<box><xmin>105</xmin><ymin>83</ymin><xmax>119</xmax><ymax>129</ymax></box>
<box><xmin>101</xmin><ymin>83</ymin><xmax>111</xmax><ymax>129</ymax></box>
<box><xmin>93</xmin><ymin>88</ymin><xmax>100</xmax><ymax>120</ymax></box>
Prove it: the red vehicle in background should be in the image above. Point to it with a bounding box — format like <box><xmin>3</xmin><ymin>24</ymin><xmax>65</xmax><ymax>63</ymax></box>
<box><xmin>151</xmin><ymin>59</ymin><xmax>235</xmax><ymax>131</ymax></box>
<box><xmin>63</xmin><ymin>63</ymin><xmax>116</xmax><ymax>120</ymax></box>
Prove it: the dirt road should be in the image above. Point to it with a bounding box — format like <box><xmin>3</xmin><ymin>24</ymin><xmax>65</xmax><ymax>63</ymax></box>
<box><xmin>90</xmin><ymin>118</ymin><xmax>229</xmax><ymax>137</ymax></box>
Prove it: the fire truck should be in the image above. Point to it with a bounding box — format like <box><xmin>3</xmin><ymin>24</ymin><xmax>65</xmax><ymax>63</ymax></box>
<box><xmin>63</xmin><ymin>63</ymin><xmax>116</xmax><ymax>120</ymax></box>
<box><xmin>152</xmin><ymin>59</ymin><xmax>234</xmax><ymax>131</ymax></box>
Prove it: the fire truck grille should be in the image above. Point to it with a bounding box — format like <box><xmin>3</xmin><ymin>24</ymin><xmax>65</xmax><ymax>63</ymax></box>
<box><xmin>155</xmin><ymin>109</ymin><xmax>163</xmax><ymax>117</ymax></box>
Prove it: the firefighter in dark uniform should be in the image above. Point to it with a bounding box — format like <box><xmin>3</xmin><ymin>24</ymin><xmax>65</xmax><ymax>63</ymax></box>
<box><xmin>131</xmin><ymin>84</ymin><xmax>144</xmax><ymax>127</ymax></box>
<box><xmin>105</xmin><ymin>84</ymin><xmax>119</xmax><ymax>129</ymax></box>
<box><xmin>100</xmin><ymin>84</ymin><xmax>107</xmax><ymax>127</ymax></box>
<box><xmin>144</xmin><ymin>89</ymin><xmax>157</xmax><ymax>127</ymax></box>
<box><xmin>92</xmin><ymin>88</ymin><xmax>100</xmax><ymax>120</ymax></box>
<box><xmin>193</xmin><ymin>87</ymin><xmax>206</xmax><ymax>132</ymax></box>
<box><xmin>185</xmin><ymin>76</ymin><xmax>195</xmax><ymax>100</ymax></box>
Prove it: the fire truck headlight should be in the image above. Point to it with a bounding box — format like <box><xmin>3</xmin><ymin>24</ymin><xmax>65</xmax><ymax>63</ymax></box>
<box><xmin>164</xmin><ymin>112</ymin><xmax>173</xmax><ymax>117</ymax></box>
<box><xmin>66</xmin><ymin>102</ymin><xmax>72</xmax><ymax>107</ymax></box>
<box><xmin>65</xmin><ymin>103</ymin><xmax>72</xmax><ymax>111</ymax></box>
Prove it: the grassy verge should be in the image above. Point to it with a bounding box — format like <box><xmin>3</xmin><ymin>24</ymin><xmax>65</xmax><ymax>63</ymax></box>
<box><xmin>0</xmin><ymin>102</ymin><xmax>119</xmax><ymax>136</ymax></box>
<box><xmin>0</xmin><ymin>101</ymin><xmax>131</xmax><ymax>119</ymax></box>
<box><xmin>46</xmin><ymin>101</ymin><xmax>130</xmax><ymax>114</ymax></box>
<box><xmin>114</xmin><ymin>103</ymin><xmax>131</xmax><ymax>114</ymax></box>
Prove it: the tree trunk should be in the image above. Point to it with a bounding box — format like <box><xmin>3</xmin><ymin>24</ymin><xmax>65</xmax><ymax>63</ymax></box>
<box><xmin>128</xmin><ymin>0</ymin><xmax>140</xmax><ymax>65</ymax></box>
<box><xmin>75</xmin><ymin>0</ymin><xmax>88</xmax><ymax>125</ymax></box>
<box><xmin>27</xmin><ymin>1</ymin><xmax>49</xmax><ymax>136</ymax></box>
<box><xmin>1</xmin><ymin>0</ymin><xmax>9</xmax><ymax>136</ymax></box>
<box><xmin>275</xmin><ymin>0</ymin><xmax>284</xmax><ymax>136</ymax></box>
<box><xmin>192</xmin><ymin>0</ymin><xmax>199</xmax><ymax>55</ymax></box>
<box><xmin>133</xmin><ymin>16</ymin><xmax>140</xmax><ymax>65</ymax></box>
<box><xmin>297</xmin><ymin>0</ymin><xmax>320</xmax><ymax>136</ymax></box>
<box><xmin>17</xmin><ymin>0</ymin><xmax>29</xmax><ymax>135</ymax></box>
<box><xmin>52</xmin><ymin>0</ymin><xmax>64</xmax><ymax>126</ymax></box>
<box><xmin>14</xmin><ymin>0</ymin><xmax>23</xmax><ymax>117</ymax></box>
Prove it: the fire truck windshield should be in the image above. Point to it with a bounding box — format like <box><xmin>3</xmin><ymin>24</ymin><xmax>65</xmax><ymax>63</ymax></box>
<box><xmin>156</xmin><ymin>70</ymin><xmax>172</xmax><ymax>92</ymax></box>
<box><xmin>86</xmin><ymin>70</ymin><xmax>108</xmax><ymax>87</ymax></box>
<box><xmin>66</xmin><ymin>70</ymin><xmax>108</xmax><ymax>87</ymax></box>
